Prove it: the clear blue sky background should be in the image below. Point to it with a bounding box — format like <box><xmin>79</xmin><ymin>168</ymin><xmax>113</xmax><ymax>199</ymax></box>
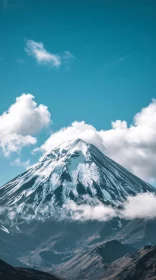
<box><xmin>0</xmin><ymin>0</ymin><xmax>156</xmax><ymax>185</ymax></box>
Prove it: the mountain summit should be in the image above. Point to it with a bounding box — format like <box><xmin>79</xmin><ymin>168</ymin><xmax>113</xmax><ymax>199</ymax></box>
<box><xmin>0</xmin><ymin>139</ymin><xmax>156</xmax><ymax>276</ymax></box>
<box><xmin>0</xmin><ymin>139</ymin><xmax>154</xmax><ymax>223</ymax></box>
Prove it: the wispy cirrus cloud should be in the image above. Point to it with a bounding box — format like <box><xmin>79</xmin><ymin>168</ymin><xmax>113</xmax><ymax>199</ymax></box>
<box><xmin>64</xmin><ymin>51</ymin><xmax>75</xmax><ymax>60</ymax></box>
<box><xmin>63</xmin><ymin>50</ymin><xmax>75</xmax><ymax>70</ymax></box>
<box><xmin>110</xmin><ymin>54</ymin><xmax>130</xmax><ymax>66</ymax></box>
<box><xmin>16</xmin><ymin>59</ymin><xmax>24</xmax><ymax>63</ymax></box>
<box><xmin>11</xmin><ymin>158</ymin><xmax>30</xmax><ymax>169</ymax></box>
<box><xmin>25</xmin><ymin>39</ymin><xmax>61</xmax><ymax>67</ymax></box>
<box><xmin>104</xmin><ymin>54</ymin><xmax>130</xmax><ymax>71</ymax></box>
<box><xmin>1</xmin><ymin>0</ymin><xmax>22</xmax><ymax>11</ymax></box>
<box><xmin>25</xmin><ymin>39</ymin><xmax>75</xmax><ymax>69</ymax></box>
<box><xmin>116</xmin><ymin>54</ymin><xmax>130</xmax><ymax>62</ymax></box>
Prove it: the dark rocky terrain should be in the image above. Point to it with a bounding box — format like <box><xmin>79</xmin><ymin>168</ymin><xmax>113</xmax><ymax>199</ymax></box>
<box><xmin>0</xmin><ymin>258</ymin><xmax>62</xmax><ymax>280</ymax></box>
<box><xmin>56</xmin><ymin>240</ymin><xmax>137</xmax><ymax>280</ymax></box>
<box><xmin>0</xmin><ymin>244</ymin><xmax>156</xmax><ymax>280</ymax></box>
<box><xmin>100</xmin><ymin>245</ymin><xmax>156</xmax><ymax>280</ymax></box>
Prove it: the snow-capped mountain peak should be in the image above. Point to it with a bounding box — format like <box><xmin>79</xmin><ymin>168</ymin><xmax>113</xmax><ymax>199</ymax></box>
<box><xmin>0</xmin><ymin>138</ymin><xmax>155</xmax><ymax>222</ymax></box>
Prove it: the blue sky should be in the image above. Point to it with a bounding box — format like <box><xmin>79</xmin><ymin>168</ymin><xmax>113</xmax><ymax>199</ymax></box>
<box><xmin>0</xmin><ymin>0</ymin><xmax>156</xmax><ymax>185</ymax></box>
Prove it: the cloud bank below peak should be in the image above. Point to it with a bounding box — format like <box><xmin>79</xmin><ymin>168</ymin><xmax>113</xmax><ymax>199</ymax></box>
<box><xmin>37</xmin><ymin>99</ymin><xmax>156</xmax><ymax>182</ymax></box>
<box><xmin>2</xmin><ymin>193</ymin><xmax>156</xmax><ymax>224</ymax></box>
<box><xmin>65</xmin><ymin>193</ymin><xmax>156</xmax><ymax>222</ymax></box>
<box><xmin>0</xmin><ymin>94</ymin><xmax>51</xmax><ymax>156</ymax></box>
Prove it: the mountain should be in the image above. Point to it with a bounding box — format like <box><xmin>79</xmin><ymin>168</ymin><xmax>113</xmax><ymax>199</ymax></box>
<box><xmin>56</xmin><ymin>240</ymin><xmax>137</xmax><ymax>280</ymax></box>
<box><xmin>0</xmin><ymin>139</ymin><xmax>154</xmax><ymax>224</ymax></box>
<box><xmin>0</xmin><ymin>258</ymin><xmax>62</xmax><ymax>280</ymax></box>
<box><xmin>0</xmin><ymin>139</ymin><xmax>156</xmax><ymax>278</ymax></box>
<box><xmin>1</xmin><ymin>244</ymin><xmax>156</xmax><ymax>280</ymax></box>
<box><xmin>100</xmin><ymin>245</ymin><xmax>156</xmax><ymax>280</ymax></box>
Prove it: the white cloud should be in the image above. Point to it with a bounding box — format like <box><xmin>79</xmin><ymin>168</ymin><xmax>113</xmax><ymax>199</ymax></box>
<box><xmin>63</xmin><ymin>51</ymin><xmax>75</xmax><ymax>70</ymax></box>
<box><xmin>38</xmin><ymin>121</ymin><xmax>105</xmax><ymax>154</ymax></box>
<box><xmin>16</xmin><ymin>59</ymin><xmax>24</xmax><ymax>63</ymax></box>
<box><xmin>64</xmin><ymin>201</ymin><xmax>116</xmax><ymax>221</ymax></box>
<box><xmin>11</xmin><ymin>158</ymin><xmax>30</xmax><ymax>169</ymax></box>
<box><xmin>100</xmin><ymin>99</ymin><xmax>156</xmax><ymax>182</ymax></box>
<box><xmin>1</xmin><ymin>193</ymin><xmax>156</xmax><ymax>223</ymax></box>
<box><xmin>37</xmin><ymin>99</ymin><xmax>156</xmax><ymax>182</ymax></box>
<box><xmin>25</xmin><ymin>40</ymin><xmax>75</xmax><ymax>69</ymax></box>
<box><xmin>25</xmin><ymin>40</ymin><xmax>61</xmax><ymax>67</ymax></box>
<box><xmin>112</xmin><ymin>55</ymin><xmax>130</xmax><ymax>64</ymax></box>
<box><xmin>0</xmin><ymin>93</ymin><xmax>51</xmax><ymax>156</ymax></box>
<box><xmin>121</xmin><ymin>193</ymin><xmax>156</xmax><ymax>219</ymax></box>
<box><xmin>64</xmin><ymin>51</ymin><xmax>75</xmax><ymax>60</ymax></box>
<box><xmin>65</xmin><ymin>193</ymin><xmax>156</xmax><ymax>222</ymax></box>
<box><xmin>63</xmin><ymin>51</ymin><xmax>75</xmax><ymax>64</ymax></box>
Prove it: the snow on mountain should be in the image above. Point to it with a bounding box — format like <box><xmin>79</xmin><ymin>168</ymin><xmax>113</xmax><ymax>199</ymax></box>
<box><xmin>1</xmin><ymin>138</ymin><xmax>156</xmax><ymax>276</ymax></box>
<box><xmin>0</xmin><ymin>139</ymin><xmax>155</xmax><ymax>224</ymax></box>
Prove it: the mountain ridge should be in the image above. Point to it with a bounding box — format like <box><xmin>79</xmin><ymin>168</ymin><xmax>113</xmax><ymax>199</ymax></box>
<box><xmin>0</xmin><ymin>139</ymin><xmax>155</xmax><ymax>214</ymax></box>
<box><xmin>0</xmin><ymin>243</ymin><xmax>156</xmax><ymax>280</ymax></box>
<box><xmin>0</xmin><ymin>139</ymin><xmax>156</xmax><ymax>277</ymax></box>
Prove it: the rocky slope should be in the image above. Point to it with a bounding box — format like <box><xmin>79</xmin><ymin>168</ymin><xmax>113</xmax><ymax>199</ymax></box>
<box><xmin>0</xmin><ymin>139</ymin><xmax>156</xmax><ymax>278</ymax></box>
<box><xmin>55</xmin><ymin>240</ymin><xmax>137</xmax><ymax>280</ymax></box>
<box><xmin>100</xmin><ymin>245</ymin><xmax>156</xmax><ymax>280</ymax></box>
<box><xmin>1</xmin><ymin>244</ymin><xmax>156</xmax><ymax>280</ymax></box>
<box><xmin>0</xmin><ymin>258</ymin><xmax>62</xmax><ymax>280</ymax></box>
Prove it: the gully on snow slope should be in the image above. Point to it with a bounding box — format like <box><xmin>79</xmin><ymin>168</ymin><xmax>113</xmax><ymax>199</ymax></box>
<box><xmin>0</xmin><ymin>138</ymin><xmax>154</xmax><ymax>223</ymax></box>
<box><xmin>0</xmin><ymin>139</ymin><xmax>156</xmax><ymax>279</ymax></box>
